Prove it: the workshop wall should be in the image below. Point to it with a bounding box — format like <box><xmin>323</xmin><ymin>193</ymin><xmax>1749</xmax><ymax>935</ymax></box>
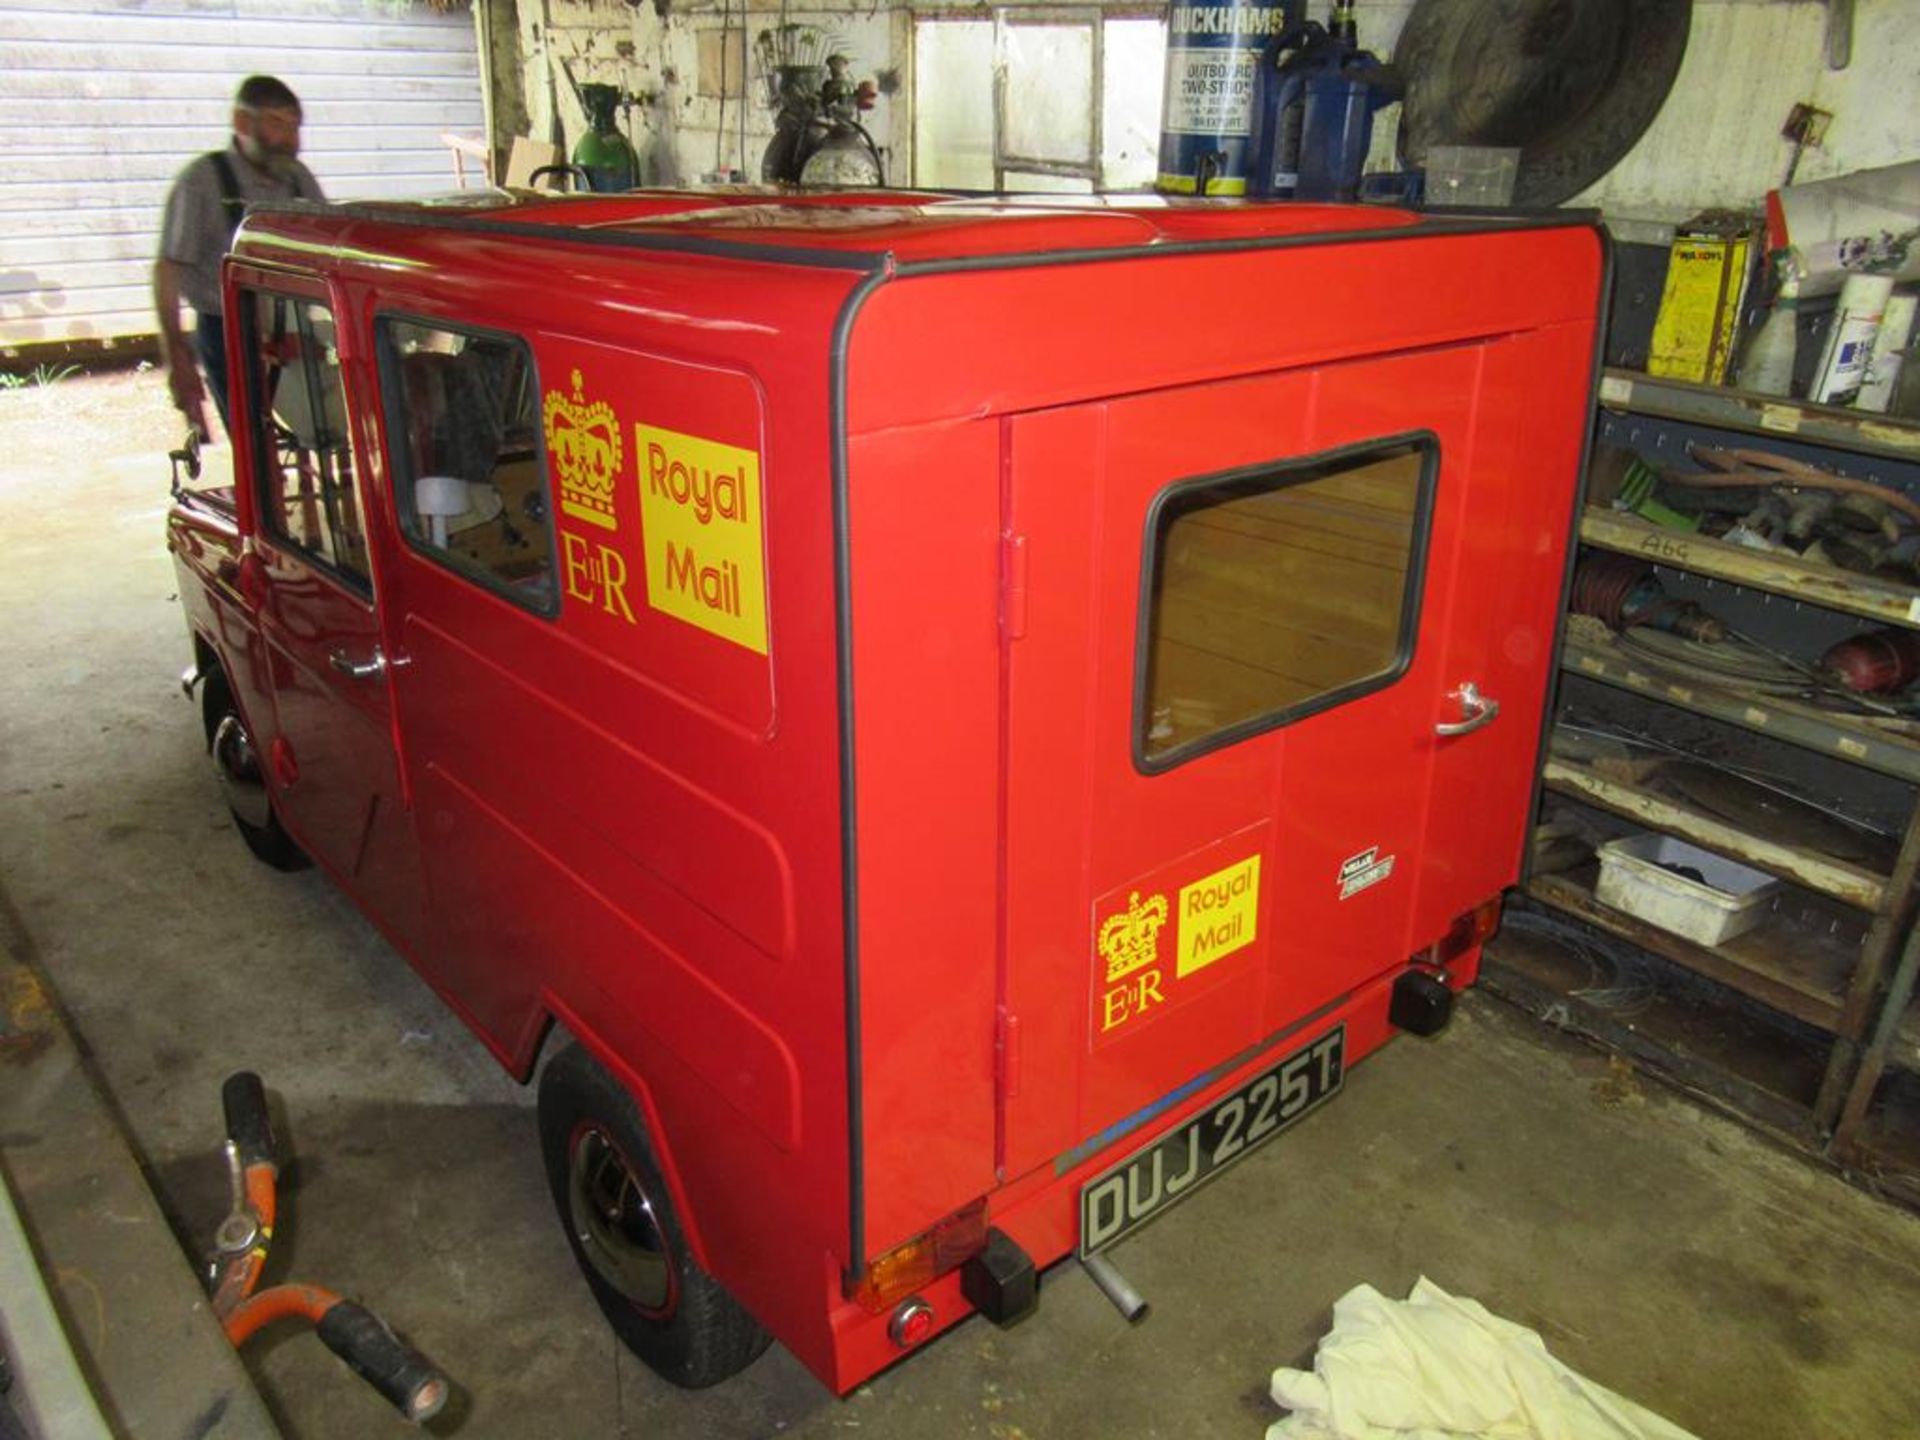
<box><xmin>501</xmin><ymin>0</ymin><xmax>1918</xmax><ymax>215</ymax></box>
<box><xmin>1356</xmin><ymin>0</ymin><xmax>1919</xmax><ymax>218</ymax></box>
<box><xmin>507</xmin><ymin>0</ymin><xmax>906</xmax><ymax>187</ymax></box>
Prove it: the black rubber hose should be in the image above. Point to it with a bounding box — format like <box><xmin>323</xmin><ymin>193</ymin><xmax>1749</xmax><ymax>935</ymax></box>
<box><xmin>221</xmin><ymin>1071</ymin><xmax>277</xmax><ymax>1171</ymax></box>
<box><xmin>316</xmin><ymin>1301</ymin><xmax>450</xmax><ymax>1424</ymax></box>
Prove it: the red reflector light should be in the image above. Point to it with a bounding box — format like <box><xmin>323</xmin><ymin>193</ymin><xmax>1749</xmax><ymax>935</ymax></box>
<box><xmin>1436</xmin><ymin>896</ymin><xmax>1503</xmax><ymax>964</ymax></box>
<box><xmin>849</xmin><ymin>1199</ymin><xmax>989</xmax><ymax>1314</ymax></box>
<box><xmin>889</xmin><ymin>1298</ymin><xmax>936</xmax><ymax>1349</ymax></box>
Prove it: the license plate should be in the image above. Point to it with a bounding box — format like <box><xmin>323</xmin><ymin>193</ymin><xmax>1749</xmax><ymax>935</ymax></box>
<box><xmin>1079</xmin><ymin>1025</ymin><xmax>1345</xmax><ymax>1255</ymax></box>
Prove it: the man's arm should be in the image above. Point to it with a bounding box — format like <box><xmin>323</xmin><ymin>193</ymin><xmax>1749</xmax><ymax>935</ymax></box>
<box><xmin>155</xmin><ymin>162</ymin><xmax>214</xmax><ymax>430</ymax></box>
<box><xmin>152</xmin><ymin>256</ymin><xmax>206</xmax><ymax>424</ymax></box>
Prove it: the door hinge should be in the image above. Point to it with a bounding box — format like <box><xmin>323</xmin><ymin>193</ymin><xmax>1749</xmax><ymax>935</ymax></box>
<box><xmin>999</xmin><ymin>532</ymin><xmax>1029</xmax><ymax>641</ymax></box>
<box><xmin>996</xmin><ymin>1007</ymin><xmax>1022</xmax><ymax>1099</ymax></box>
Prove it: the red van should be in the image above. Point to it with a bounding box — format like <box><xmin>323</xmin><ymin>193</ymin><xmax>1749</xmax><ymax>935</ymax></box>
<box><xmin>166</xmin><ymin>189</ymin><xmax>1603</xmax><ymax>1393</ymax></box>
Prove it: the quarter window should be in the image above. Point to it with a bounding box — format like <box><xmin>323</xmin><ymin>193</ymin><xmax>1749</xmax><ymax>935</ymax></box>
<box><xmin>380</xmin><ymin>319</ymin><xmax>556</xmax><ymax>612</ymax></box>
<box><xmin>1139</xmin><ymin>438</ymin><xmax>1434</xmax><ymax>769</ymax></box>
<box><xmin>247</xmin><ymin>293</ymin><xmax>369</xmax><ymax>590</ymax></box>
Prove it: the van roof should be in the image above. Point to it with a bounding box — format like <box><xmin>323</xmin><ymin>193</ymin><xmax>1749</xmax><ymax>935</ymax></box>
<box><xmin>237</xmin><ymin>187</ymin><xmax>1565</xmax><ymax>272</ymax></box>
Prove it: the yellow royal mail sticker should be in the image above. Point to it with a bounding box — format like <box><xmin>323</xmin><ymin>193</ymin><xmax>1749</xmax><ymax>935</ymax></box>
<box><xmin>636</xmin><ymin>423</ymin><xmax>768</xmax><ymax>654</ymax></box>
<box><xmin>1176</xmin><ymin>855</ymin><xmax>1259</xmax><ymax>977</ymax></box>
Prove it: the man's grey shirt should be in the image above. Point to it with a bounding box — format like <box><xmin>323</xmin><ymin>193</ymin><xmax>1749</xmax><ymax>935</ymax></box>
<box><xmin>159</xmin><ymin>142</ymin><xmax>325</xmax><ymax>316</ymax></box>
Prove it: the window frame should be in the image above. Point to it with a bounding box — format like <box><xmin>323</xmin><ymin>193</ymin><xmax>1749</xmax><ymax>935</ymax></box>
<box><xmin>373</xmin><ymin>310</ymin><xmax>563</xmax><ymax>621</ymax></box>
<box><xmin>242</xmin><ymin>285</ymin><xmax>374</xmax><ymax>600</ymax></box>
<box><xmin>1131</xmin><ymin>431</ymin><xmax>1441</xmax><ymax>775</ymax></box>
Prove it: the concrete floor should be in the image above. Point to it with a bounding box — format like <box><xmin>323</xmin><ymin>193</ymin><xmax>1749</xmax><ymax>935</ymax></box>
<box><xmin>5</xmin><ymin>372</ymin><xmax>1920</xmax><ymax>1439</ymax></box>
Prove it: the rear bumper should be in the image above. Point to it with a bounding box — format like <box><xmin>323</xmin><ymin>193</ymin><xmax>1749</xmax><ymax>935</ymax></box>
<box><xmin>819</xmin><ymin>957</ymin><xmax>1458</xmax><ymax>1391</ymax></box>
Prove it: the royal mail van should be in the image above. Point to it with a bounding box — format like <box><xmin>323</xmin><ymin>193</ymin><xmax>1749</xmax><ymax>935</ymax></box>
<box><xmin>166</xmin><ymin>189</ymin><xmax>1603</xmax><ymax>1393</ymax></box>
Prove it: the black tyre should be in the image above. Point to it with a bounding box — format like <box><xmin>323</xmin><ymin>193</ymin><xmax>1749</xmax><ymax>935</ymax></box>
<box><xmin>200</xmin><ymin>671</ymin><xmax>307</xmax><ymax>871</ymax></box>
<box><xmin>1395</xmin><ymin>0</ymin><xmax>1691</xmax><ymax>208</ymax></box>
<box><xmin>537</xmin><ymin>1043</ymin><xmax>772</xmax><ymax>1388</ymax></box>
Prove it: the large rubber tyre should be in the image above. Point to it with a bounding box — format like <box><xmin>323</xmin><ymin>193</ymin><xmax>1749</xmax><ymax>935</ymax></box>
<box><xmin>537</xmin><ymin>1043</ymin><xmax>772</xmax><ymax>1388</ymax></box>
<box><xmin>200</xmin><ymin>671</ymin><xmax>307</xmax><ymax>871</ymax></box>
<box><xmin>1394</xmin><ymin>0</ymin><xmax>1692</xmax><ymax>208</ymax></box>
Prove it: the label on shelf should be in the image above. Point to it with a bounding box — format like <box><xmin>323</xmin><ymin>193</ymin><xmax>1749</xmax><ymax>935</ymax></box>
<box><xmin>1598</xmin><ymin>375</ymin><xmax>1634</xmax><ymax>407</ymax></box>
<box><xmin>1759</xmin><ymin>403</ymin><xmax>1803</xmax><ymax>434</ymax></box>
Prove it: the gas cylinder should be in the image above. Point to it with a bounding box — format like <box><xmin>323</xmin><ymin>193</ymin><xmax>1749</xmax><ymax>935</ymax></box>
<box><xmin>573</xmin><ymin>83</ymin><xmax>639</xmax><ymax>192</ymax></box>
<box><xmin>1156</xmin><ymin>0</ymin><xmax>1303</xmax><ymax>196</ymax></box>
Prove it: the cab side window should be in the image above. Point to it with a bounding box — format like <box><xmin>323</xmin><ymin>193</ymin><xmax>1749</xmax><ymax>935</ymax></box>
<box><xmin>379</xmin><ymin>318</ymin><xmax>557</xmax><ymax>613</ymax></box>
<box><xmin>246</xmin><ymin>293</ymin><xmax>369</xmax><ymax>591</ymax></box>
<box><xmin>1139</xmin><ymin>437</ymin><xmax>1435</xmax><ymax>770</ymax></box>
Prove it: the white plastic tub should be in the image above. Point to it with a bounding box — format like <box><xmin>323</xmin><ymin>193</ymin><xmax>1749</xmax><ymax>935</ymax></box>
<box><xmin>1594</xmin><ymin>833</ymin><xmax>1780</xmax><ymax>947</ymax></box>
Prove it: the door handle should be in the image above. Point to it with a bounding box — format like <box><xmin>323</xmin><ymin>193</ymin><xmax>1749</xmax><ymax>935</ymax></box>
<box><xmin>1435</xmin><ymin>681</ymin><xmax>1500</xmax><ymax>737</ymax></box>
<box><xmin>328</xmin><ymin>646</ymin><xmax>387</xmax><ymax>681</ymax></box>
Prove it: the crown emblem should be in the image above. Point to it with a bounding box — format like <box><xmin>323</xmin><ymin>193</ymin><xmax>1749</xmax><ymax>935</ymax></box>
<box><xmin>544</xmin><ymin>368</ymin><xmax>622</xmax><ymax>531</ymax></box>
<box><xmin>1098</xmin><ymin>890</ymin><xmax>1168</xmax><ymax>984</ymax></box>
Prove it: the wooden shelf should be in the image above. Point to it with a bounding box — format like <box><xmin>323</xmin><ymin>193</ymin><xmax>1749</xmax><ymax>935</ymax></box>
<box><xmin>1561</xmin><ymin>630</ymin><xmax>1920</xmax><ymax>785</ymax></box>
<box><xmin>1596</xmin><ymin>367</ymin><xmax>1920</xmax><ymax>465</ymax></box>
<box><xmin>1578</xmin><ymin>507</ymin><xmax>1920</xmax><ymax>630</ymax></box>
<box><xmin>1542</xmin><ymin>757</ymin><xmax>1890</xmax><ymax>912</ymax></box>
<box><xmin>1525</xmin><ymin>869</ymin><xmax>1851</xmax><ymax>1035</ymax></box>
<box><xmin>1484</xmin><ymin>923</ymin><xmax>1826</xmax><ymax>1142</ymax></box>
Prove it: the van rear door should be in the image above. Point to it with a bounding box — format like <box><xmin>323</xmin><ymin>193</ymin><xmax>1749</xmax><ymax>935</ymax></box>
<box><xmin>998</xmin><ymin>336</ymin><xmax>1567</xmax><ymax>1186</ymax></box>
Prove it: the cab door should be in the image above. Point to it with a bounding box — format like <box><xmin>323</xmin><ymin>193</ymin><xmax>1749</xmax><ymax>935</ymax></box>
<box><xmin>999</xmin><ymin>340</ymin><xmax>1528</xmax><ymax>1178</ymax></box>
<box><xmin>232</xmin><ymin>276</ymin><xmax>423</xmax><ymax>945</ymax></box>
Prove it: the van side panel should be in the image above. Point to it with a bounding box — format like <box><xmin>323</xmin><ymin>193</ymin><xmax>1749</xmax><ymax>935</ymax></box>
<box><xmin>328</xmin><ymin>242</ymin><xmax>865</xmax><ymax>1382</ymax></box>
<box><xmin>845</xmin><ymin>417</ymin><xmax>1004</xmax><ymax>1255</ymax></box>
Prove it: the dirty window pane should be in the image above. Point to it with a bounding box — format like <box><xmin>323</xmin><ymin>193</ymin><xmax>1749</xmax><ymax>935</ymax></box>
<box><xmin>1101</xmin><ymin>19</ymin><xmax>1164</xmax><ymax>190</ymax></box>
<box><xmin>1001</xmin><ymin>22</ymin><xmax>1094</xmax><ymax>165</ymax></box>
<box><xmin>913</xmin><ymin>19</ymin><xmax>995</xmax><ymax>188</ymax></box>
<box><xmin>380</xmin><ymin>319</ymin><xmax>556</xmax><ymax>613</ymax></box>
<box><xmin>1141</xmin><ymin>440</ymin><xmax>1431</xmax><ymax>767</ymax></box>
<box><xmin>247</xmin><ymin>295</ymin><xmax>368</xmax><ymax>592</ymax></box>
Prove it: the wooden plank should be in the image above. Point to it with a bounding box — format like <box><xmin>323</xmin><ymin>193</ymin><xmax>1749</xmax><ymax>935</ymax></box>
<box><xmin>0</xmin><ymin>96</ymin><xmax>481</xmax><ymax>124</ymax></box>
<box><xmin>1</xmin><ymin>72</ymin><xmax>480</xmax><ymax>102</ymax></box>
<box><xmin>6</xmin><ymin>41</ymin><xmax>479</xmax><ymax>77</ymax></box>
<box><xmin>1</xmin><ymin>308</ymin><xmax>154</xmax><ymax>347</ymax></box>
<box><xmin>0</xmin><ymin>12</ymin><xmax>477</xmax><ymax>52</ymax></box>
<box><xmin>1561</xmin><ymin>631</ymin><xmax>1920</xmax><ymax>785</ymax></box>
<box><xmin>1481</xmin><ymin>944</ymin><xmax>1822</xmax><ymax>1141</ymax></box>
<box><xmin>1579</xmin><ymin>506</ymin><xmax>1920</xmax><ymax>629</ymax></box>
<box><xmin>1598</xmin><ymin>366</ymin><xmax>1920</xmax><ymax>465</ymax></box>
<box><xmin>3</xmin><ymin>0</ymin><xmax>468</xmax><ymax>19</ymax></box>
<box><xmin>1</xmin><ymin>149</ymin><xmax>462</xmax><ymax>186</ymax></box>
<box><xmin>1525</xmin><ymin>871</ymin><xmax>1850</xmax><ymax>1033</ymax></box>
<box><xmin>7</xmin><ymin>233</ymin><xmax>157</xmax><ymax>267</ymax></box>
<box><xmin>2</xmin><ymin>124</ymin><xmax>480</xmax><ymax>156</ymax></box>
<box><xmin>1543</xmin><ymin>757</ymin><xmax>1890</xmax><ymax>911</ymax></box>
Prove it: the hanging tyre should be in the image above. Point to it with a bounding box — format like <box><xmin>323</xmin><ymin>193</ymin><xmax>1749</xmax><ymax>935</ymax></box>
<box><xmin>537</xmin><ymin>1042</ymin><xmax>772</xmax><ymax>1389</ymax></box>
<box><xmin>201</xmin><ymin>670</ymin><xmax>306</xmax><ymax>871</ymax></box>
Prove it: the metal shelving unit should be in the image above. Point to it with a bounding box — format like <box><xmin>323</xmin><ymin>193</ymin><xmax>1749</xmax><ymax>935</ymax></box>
<box><xmin>1499</xmin><ymin>371</ymin><xmax>1920</xmax><ymax>1192</ymax></box>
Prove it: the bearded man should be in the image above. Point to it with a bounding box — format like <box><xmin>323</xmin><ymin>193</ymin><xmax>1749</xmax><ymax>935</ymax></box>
<box><xmin>154</xmin><ymin>75</ymin><xmax>327</xmax><ymax>434</ymax></box>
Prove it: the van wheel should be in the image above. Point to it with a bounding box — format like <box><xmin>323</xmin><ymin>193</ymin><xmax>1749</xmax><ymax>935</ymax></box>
<box><xmin>201</xmin><ymin>673</ymin><xmax>306</xmax><ymax>871</ymax></box>
<box><xmin>537</xmin><ymin>1043</ymin><xmax>772</xmax><ymax>1388</ymax></box>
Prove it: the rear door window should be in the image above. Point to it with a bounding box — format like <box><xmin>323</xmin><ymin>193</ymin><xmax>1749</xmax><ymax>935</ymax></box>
<box><xmin>1138</xmin><ymin>436</ymin><xmax>1436</xmax><ymax>770</ymax></box>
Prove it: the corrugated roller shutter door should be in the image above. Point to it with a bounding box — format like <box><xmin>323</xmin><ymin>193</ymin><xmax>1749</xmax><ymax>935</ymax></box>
<box><xmin>0</xmin><ymin>0</ymin><xmax>485</xmax><ymax>350</ymax></box>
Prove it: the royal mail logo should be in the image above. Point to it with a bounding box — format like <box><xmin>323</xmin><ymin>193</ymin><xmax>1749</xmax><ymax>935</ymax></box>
<box><xmin>544</xmin><ymin>368</ymin><xmax>623</xmax><ymax>532</ymax></box>
<box><xmin>636</xmin><ymin>423</ymin><xmax>768</xmax><ymax>654</ymax></box>
<box><xmin>1176</xmin><ymin>855</ymin><xmax>1260</xmax><ymax>977</ymax></box>
<box><xmin>1098</xmin><ymin>890</ymin><xmax>1169</xmax><ymax>985</ymax></box>
<box><xmin>1092</xmin><ymin>850</ymin><xmax>1262</xmax><ymax>1044</ymax></box>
